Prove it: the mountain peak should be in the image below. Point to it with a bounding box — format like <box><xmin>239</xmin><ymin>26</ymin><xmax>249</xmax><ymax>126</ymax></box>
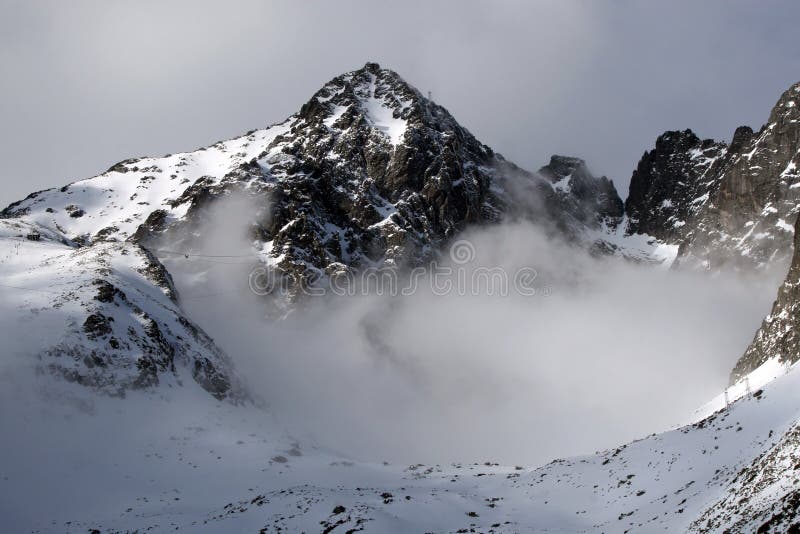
<box><xmin>541</xmin><ymin>155</ymin><xmax>587</xmax><ymax>179</ymax></box>
<box><xmin>362</xmin><ymin>61</ymin><xmax>382</xmax><ymax>74</ymax></box>
<box><xmin>297</xmin><ymin>63</ymin><xmax>425</xmax><ymax>147</ymax></box>
<box><xmin>770</xmin><ymin>80</ymin><xmax>800</xmax><ymax>120</ymax></box>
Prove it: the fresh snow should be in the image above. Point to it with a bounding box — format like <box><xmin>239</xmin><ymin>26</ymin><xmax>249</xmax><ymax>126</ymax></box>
<box><xmin>592</xmin><ymin>216</ymin><xmax>680</xmax><ymax>267</ymax></box>
<box><xmin>551</xmin><ymin>173</ymin><xmax>572</xmax><ymax>193</ymax></box>
<box><xmin>5</xmin><ymin>120</ymin><xmax>292</xmax><ymax>243</ymax></box>
<box><xmin>358</xmin><ymin>73</ymin><xmax>410</xmax><ymax>147</ymax></box>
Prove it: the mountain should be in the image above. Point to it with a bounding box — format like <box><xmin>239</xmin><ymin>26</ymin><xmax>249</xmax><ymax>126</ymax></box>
<box><xmin>4</xmin><ymin>63</ymin><xmax>800</xmax><ymax>532</ymax></box>
<box><xmin>624</xmin><ymin>129</ymin><xmax>727</xmax><ymax>243</ymax></box>
<box><xmin>625</xmin><ymin>82</ymin><xmax>800</xmax><ymax>271</ymax></box>
<box><xmin>538</xmin><ymin>154</ymin><xmax>624</xmax><ymax>230</ymax></box>
<box><xmin>2</xmin><ymin>63</ymin><xmax>659</xmax><ymax>299</ymax></box>
<box><xmin>622</xmin><ymin>80</ymin><xmax>800</xmax><ymax>386</ymax></box>
<box><xmin>680</xmin><ymin>82</ymin><xmax>800</xmax><ymax>270</ymax></box>
<box><xmin>5</xmin><ymin>64</ymin><xmax>798</xmax><ymax>403</ymax></box>
<box><xmin>0</xmin><ymin>62</ymin><xmax>653</xmax><ymax>399</ymax></box>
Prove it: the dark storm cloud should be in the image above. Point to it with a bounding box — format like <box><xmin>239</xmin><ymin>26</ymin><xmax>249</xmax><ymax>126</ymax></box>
<box><xmin>0</xmin><ymin>0</ymin><xmax>798</xmax><ymax>206</ymax></box>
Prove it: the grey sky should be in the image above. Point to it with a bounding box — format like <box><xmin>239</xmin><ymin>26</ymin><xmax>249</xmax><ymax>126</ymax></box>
<box><xmin>1</xmin><ymin>0</ymin><xmax>798</xmax><ymax>208</ymax></box>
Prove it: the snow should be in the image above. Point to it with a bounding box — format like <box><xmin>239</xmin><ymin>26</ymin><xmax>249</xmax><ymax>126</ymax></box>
<box><xmin>323</xmin><ymin>104</ymin><xmax>349</xmax><ymax>128</ymax></box>
<box><xmin>551</xmin><ymin>173</ymin><xmax>572</xmax><ymax>193</ymax></box>
<box><xmin>361</xmin><ymin>74</ymin><xmax>410</xmax><ymax>147</ymax></box>
<box><xmin>4</xmin><ymin>292</ymin><xmax>800</xmax><ymax>533</ymax></box>
<box><xmin>689</xmin><ymin>358</ymin><xmax>792</xmax><ymax>423</ymax></box>
<box><xmin>593</xmin><ymin>216</ymin><xmax>679</xmax><ymax>267</ymax></box>
<box><xmin>782</xmin><ymin>160</ymin><xmax>798</xmax><ymax>178</ymax></box>
<box><xmin>762</xmin><ymin>204</ymin><xmax>778</xmax><ymax>214</ymax></box>
<box><xmin>776</xmin><ymin>218</ymin><xmax>794</xmax><ymax>233</ymax></box>
<box><xmin>6</xmin><ymin>119</ymin><xmax>292</xmax><ymax>242</ymax></box>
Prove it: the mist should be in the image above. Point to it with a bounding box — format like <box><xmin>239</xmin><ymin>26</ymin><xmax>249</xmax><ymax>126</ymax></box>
<box><xmin>159</xmin><ymin>193</ymin><xmax>784</xmax><ymax>467</ymax></box>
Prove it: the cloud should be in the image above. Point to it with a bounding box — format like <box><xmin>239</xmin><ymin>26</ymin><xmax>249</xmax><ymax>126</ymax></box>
<box><xmin>167</xmin><ymin>208</ymin><xmax>785</xmax><ymax>465</ymax></box>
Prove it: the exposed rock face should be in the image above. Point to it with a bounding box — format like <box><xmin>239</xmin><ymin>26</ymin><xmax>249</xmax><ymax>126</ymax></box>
<box><xmin>676</xmin><ymin>82</ymin><xmax>800</xmax><ymax>270</ymax></box>
<box><xmin>538</xmin><ymin>155</ymin><xmax>624</xmax><ymax>229</ymax></box>
<box><xmin>624</xmin><ymin>129</ymin><xmax>727</xmax><ymax>242</ymax></box>
<box><xmin>230</xmin><ymin>62</ymin><xmax>513</xmax><ymax>279</ymax></box>
<box><xmin>620</xmin><ymin>82</ymin><xmax>800</xmax><ymax>271</ymax></box>
<box><xmin>140</xmin><ymin>62</ymin><xmax>533</xmax><ymax>295</ymax></box>
<box><xmin>731</xmin><ymin>213</ymin><xmax>800</xmax><ymax>383</ymax></box>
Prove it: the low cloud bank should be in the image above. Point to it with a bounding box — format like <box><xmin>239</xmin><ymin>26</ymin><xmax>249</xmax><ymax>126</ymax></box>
<box><xmin>166</xmin><ymin>195</ymin><xmax>784</xmax><ymax>465</ymax></box>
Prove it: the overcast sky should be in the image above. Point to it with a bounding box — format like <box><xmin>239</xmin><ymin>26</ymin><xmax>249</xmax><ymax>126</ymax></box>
<box><xmin>1</xmin><ymin>0</ymin><xmax>798</xmax><ymax>207</ymax></box>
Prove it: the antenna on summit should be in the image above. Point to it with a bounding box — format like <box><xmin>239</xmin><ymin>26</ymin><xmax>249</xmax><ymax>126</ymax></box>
<box><xmin>427</xmin><ymin>90</ymin><xmax>433</xmax><ymax>101</ymax></box>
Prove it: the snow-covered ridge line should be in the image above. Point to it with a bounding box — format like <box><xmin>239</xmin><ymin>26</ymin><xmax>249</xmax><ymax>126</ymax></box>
<box><xmin>1</xmin><ymin>119</ymin><xmax>293</xmax><ymax>244</ymax></box>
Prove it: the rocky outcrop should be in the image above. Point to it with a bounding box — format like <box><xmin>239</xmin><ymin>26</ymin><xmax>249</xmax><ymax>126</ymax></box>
<box><xmin>624</xmin><ymin>129</ymin><xmax>727</xmax><ymax>242</ymax></box>
<box><xmin>620</xmin><ymin>82</ymin><xmax>800</xmax><ymax>272</ymax></box>
<box><xmin>731</xmin><ymin>212</ymin><xmax>800</xmax><ymax>382</ymax></box>
<box><xmin>539</xmin><ymin>155</ymin><xmax>624</xmax><ymax>229</ymax></box>
<box><xmin>676</xmin><ymin>82</ymin><xmax>800</xmax><ymax>270</ymax></box>
<box><xmin>126</xmin><ymin>63</ymin><xmax>631</xmax><ymax>296</ymax></box>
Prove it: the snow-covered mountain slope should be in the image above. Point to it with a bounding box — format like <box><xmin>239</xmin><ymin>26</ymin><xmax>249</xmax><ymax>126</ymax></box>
<box><xmin>1</xmin><ymin>122</ymin><xmax>292</xmax><ymax>245</ymax></box>
<box><xmin>6</xmin><ymin>341</ymin><xmax>799</xmax><ymax>533</ymax></box>
<box><xmin>731</xmin><ymin>211</ymin><xmax>800</xmax><ymax>383</ymax></box>
<box><xmin>0</xmin><ymin>219</ymin><xmax>241</xmax><ymax>400</ymax></box>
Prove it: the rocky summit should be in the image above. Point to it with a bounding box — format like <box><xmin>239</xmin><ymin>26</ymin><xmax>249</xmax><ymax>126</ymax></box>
<box><xmin>2</xmin><ymin>62</ymin><xmax>647</xmax><ymax>398</ymax></box>
<box><xmin>2</xmin><ymin>63</ymin><xmax>650</xmax><ymax>303</ymax></box>
<box><xmin>625</xmin><ymin>82</ymin><xmax>800</xmax><ymax>271</ymax></box>
<box><xmin>624</xmin><ymin>129</ymin><xmax>727</xmax><ymax>243</ymax></box>
<box><xmin>621</xmin><ymin>81</ymin><xmax>800</xmax><ymax>384</ymax></box>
